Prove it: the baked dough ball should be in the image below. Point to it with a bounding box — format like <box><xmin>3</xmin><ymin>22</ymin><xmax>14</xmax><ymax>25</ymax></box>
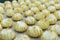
<box><xmin>42</xmin><ymin>9</ymin><xmax>50</xmax><ymax>17</ymax></box>
<box><xmin>31</xmin><ymin>7</ymin><xmax>39</xmax><ymax>13</ymax></box>
<box><xmin>0</xmin><ymin>3</ymin><xmax>4</xmax><ymax>8</ymax></box>
<box><xmin>14</xmin><ymin>7</ymin><xmax>23</xmax><ymax>13</ymax></box>
<box><xmin>0</xmin><ymin>24</ymin><xmax>2</xmax><ymax>31</ymax></box>
<box><xmin>46</xmin><ymin>14</ymin><xmax>57</xmax><ymax>24</ymax></box>
<box><xmin>27</xmin><ymin>25</ymin><xmax>43</xmax><ymax>37</ymax></box>
<box><xmin>14</xmin><ymin>34</ymin><xmax>30</xmax><ymax>40</ymax></box>
<box><xmin>12</xmin><ymin>0</ymin><xmax>19</xmax><ymax>8</ymax></box>
<box><xmin>49</xmin><ymin>1</ymin><xmax>55</xmax><ymax>6</ymax></box>
<box><xmin>1</xmin><ymin>18</ymin><xmax>13</xmax><ymax>28</ymax></box>
<box><xmin>0</xmin><ymin>7</ymin><xmax>4</xmax><ymax>14</ymax></box>
<box><xmin>6</xmin><ymin>9</ymin><xmax>14</xmax><ymax>17</ymax></box>
<box><xmin>24</xmin><ymin>10</ymin><xmax>34</xmax><ymax>16</ymax></box>
<box><xmin>13</xmin><ymin>21</ymin><xmax>28</xmax><ymax>32</ymax></box>
<box><xmin>48</xmin><ymin>6</ymin><xmax>56</xmax><ymax>12</ymax></box>
<box><xmin>49</xmin><ymin>24</ymin><xmax>60</xmax><ymax>35</ymax></box>
<box><xmin>55</xmin><ymin>4</ymin><xmax>60</xmax><ymax>10</ymax></box>
<box><xmin>4</xmin><ymin>1</ymin><xmax>11</xmax><ymax>5</ymax></box>
<box><xmin>18</xmin><ymin>0</ymin><xmax>24</xmax><ymax>3</ymax></box>
<box><xmin>34</xmin><ymin>12</ymin><xmax>45</xmax><ymax>20</ymax></box>
<box><xmin>54</xmin><ymin>10</ymin><xmax>60</xmax><ymax>20</ymax></box>
<box><xmin>41</xmin><ymin>30</ymin><xmax>58</xmax><ymax>40</ymax></box>
<box><xmin>1</xmin><ymin>29</ymin><xmax>15</xmax><ymax>40</ymax></box>
<box><xmin>38</xmin><ymin>4</ymin><xmax>46</xmax><ymax>11</ymax></box>
<box><xmin>36</xmin><ymin>20</ymin><xmax>49</xmax><ymax>29</ymax></box>
<box><xmin>12</xmin><ymin>13</ymin><xmax>23</xmax><ymax>21</ymax></box>
<box><xmin>0</xmin><ymin>14</ymin><xmax>4</xmax><ymax>21</ymax></box>
<box><xmin>25</xmin><ymin>16</ymin><xmax>36</xmax><ymax>25</ymax></box>
<box><xmin>21</xmin><ymin>5</ymin><xmax>29</xmax><ymax>12</ymax></box>
<box><xmin>44</xmin><ymin>2</ymin><xmax>50</xmax><ymax>7</ymax></box>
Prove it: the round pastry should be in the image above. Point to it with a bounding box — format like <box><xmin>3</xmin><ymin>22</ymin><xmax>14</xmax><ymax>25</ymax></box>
<box><xmin>1</xmin><ymin>29</ymin><xmax>15</xmax><ymax>40</ymax></box>
<box><xmin>44</xmin><ymin>2</ymin><xmax>50</xmax><ymax>7</ymax></box>
<box><xmin>31</xmin><ymin>7</ymin><xmax>39</xmax><ymax>13</ymax></box>
<box><xmin>42</xmin><ymin>9</ymin><xmax>50</xmax><ymax>17</ymax></box>
<box><xmin>55</xmin><ymin>4</ymin><xmax>60</xmax><ymax>10</ymax></box>
<box><xmin>46</xmin><ymin>14</ymin><xmax>57</xmax><ymax>24</ymax></box>
<box><xmin>21</xmin><ymin>5</ymin><xmax>29</xmax><ymax>12</ymax></box>
<box><xmin>49</xmin><ymin>1</ymin><xmax>55</xmax><ymax>6</ymax></box>
<box><xmin>0</xmin><ymin>14</ymin><xmax>4</xmax><ymax>22</ymax></box>
<box><xmin>4</xmin><ymin>1</ymin><xmax>11</xmax><ymax>5</ymax></box>
<box><xmin>0</xmin><ymin>24</ymin><xmax>2</xmax><ymax>31</ymax></box>
<box><xmin>0</xmin><ymin>7</ymin><xmax>4</xmax><ymax>14</ymax></box>
<box><xmin>27</xmin><ymin>25</ymin><xmax>43</xmax><ymax>37</ymax></box>
<box><xmin>48</xmin><ymin>6</ymin><xmax>56</xmax><ymax>12</ymax></box>
<box><xmin>13</xmin><ymin>21</ymin><xmax>28</xmax><ymax>32</ymax></box>
<box><xmin>14</xmin><ymin>34</ymin><xmax>30</xmax><ymax>40</ymax></box>
<box><xmin>24</xmin><ymin>10</ymin><xmax>34</xmax><ymax>16</ymax></box>
<box><xmin>1</xmin><ymin>18</ymin><xmax>13</xmax><ymax>28</ymax></box>
<box><xmin>6</xmin><ymin>9</ymin><xmax>14</xmax><ymax>17</ymax></box>
<box><xmin>25</xmin><ymin>16</ymin><xmax>36</xmax><ymax>25</ymax></box>
<box><xmin>41</xmin><ymin>30</ymin><xmax>58</xmax><ymax>40</ymax></box>
<box><xmin>34</xmin><ymin>12</ymin><xmax>45</xmax><ymax>20</ymax></box>
<box><xmin>12</xmin><ymin>13</ymin><xmax>23</xmax><ymax>21</ymax></box>
<box><xmin>14</xmin><ymin>7</ymin><xmax>23</xmax><ymax>13</ymax></box>
<box><xmin>36</xmin><ymin>20</ymin><xmax>49</xmax><ymax>29</ymax></box>
<box><xmin>0</xmin><ymin>3</ymin><xmax>4</xmax><ymax>8</ymax></box>
<box><xmin>49</xmin><ymin>24</ymin><xmax>60</xmax><ymax>35</ymax></box>
<box><xmin>18</xmin><ymin>0</ymin><xmax>24</xmax><ymax>3</ymax></box>
<box><xmin>54</xmin><ymin>10</ymin><xmax>60</xmax><ymax>20</ymax></box>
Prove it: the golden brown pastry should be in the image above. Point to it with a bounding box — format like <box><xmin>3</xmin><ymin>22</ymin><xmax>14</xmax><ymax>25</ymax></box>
<box><xmin>1</xmin><ymin>29</ymin><xmax>16</xmax><ymax>40</ymax></box>
<box><xmin>27</xmin><ymin>25</ymin><xmax>43</xmax><ymax>37</ymax></box>
<box><xmin>41</xmin><ymin>30</ymin><xmax>58</xmax><ymax>40</ymax></box>
<box><xmin>13</xmin><ymin>21</ymin><xmax>28</xmax><ymax>32</ymax></box>
<box><xmin>25</xmin><ymin>16</ymin><xmax>36</xmax><ymax>25</ymax></box>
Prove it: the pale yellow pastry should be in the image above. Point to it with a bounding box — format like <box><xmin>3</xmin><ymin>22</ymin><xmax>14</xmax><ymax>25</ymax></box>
<box><xmin>49</xmin><ymin>24</ymin><xmax>60</xmax><ymax>35</ymax></box>
<box><xmin>1</xmin><ymin>29</ymin><xmax>15</xmax><ymax>40</ymax></box>
<box><xmin>49</xmin><ymin>1</ymin><xmax>55</xmax><ymax>6</ymax></box>
<box><xmin>25</xmin><ymin>16</ymin><xmax>36</xmax><ymax>25</ymax></box>
<box><xmin>18</xmin><ymin>0</ymin><xmax>24</xmax><ymax>3</ymax></box>
<box><xmin>44</xmin><ymin>2</ymin><xmax>50</xmax><ymax>7</ymax></box>
<box><xmin>54</xmin><ymin>10</ymin><xmax>60</xmax><ymax>20</ymax></box>
<box><xmin>21</xmin><ymin>5</ymin><xmax>29</xmax><ymax>12</ymax></box>
<box><xmin>0</xmin><ymin>14</ymin><xmax>4</xmax><ymax>21</ymax></box>
<box><xmin>24</xmin><ymin>10</ymin><xmax>34</xmax><ymax>16</ymax></box>
<box><xmin>14</xmin><ymin>34</ymin><xmax>30</xmax><ymax>40</ymax></box>
<box><xmin>31</xmin><ymin>7</ymin><xmax>39</xmax><ymax>13</ymax></box>
<box><xmin>34</xmin><ymin>12</ymin><xmax>45</xmax><ymax>20</ymax></box>
<box><xmin>14</xmin><ymin>7</ymin><xmax>23</xmax><ymax>13</ymax></box>
<box><xmin>4</xmin><ymin>1</ymin><xmax>11</xmax><ymax>5</ymax></box>
<box><xmin>55</xmin><ymin>4</ymin><xmax>60</xmax><ymax>10</ymax></box>
<box><xmin>6</xmin><ymin>9</ymin><xmax>14</xmax><ymax>17</ymax></box>
<box><xmin>27</xmin><ymin>25</ymin><xmax>43</xmax><ymax>37</ymax></box>
<box><xmin>0</xmin><ymin>24</ymin><xmax>2</xmax><ymax>31</ymax></box>
<box><xmin>0</xmin><ymin>3</ymin><xmax>4</xmax><ymax>8</ymax></box>
<box><xmin>1</xmin><ymin>18</ymin><xmax>13</xmax><ymax>28</ymax></box>
<box><xmin>36</xmin><ymin>20</ymin><xmax>49</xmax><ymax>29</ymax></box>
<box><xmin>46</xmin><ymin>14</ymin><xmax>57</xmax><ymax>24</ymax></box>
<box><xmin>54</xmin><ymin>0</ymin><xmax>60</xmax><ymax>3</ymax></box>
<box><xmin>12</xmin><ymin>13</ymin><xmax>23</xmax><ymax>21</ymax></box>
<box><xmin>48</xmin><ymin>6</ymin><xmax>56</xmax><ymax>12</ymax></box>
<box><xmin>13</xmin><ymin>21</ymin><xmax>28</xmax><ymax>32</ymax></box>
<box><xmin>41</xmin><ymin>30</ymin><xmax>58</xmax><ymax>40</ymax></box>
<box><xmin>0</xmin><ymin>7</ymin><xmax>4</xmax><ymax>14</ymax></box>
<box><xmin>42</xmin><ymin>9</ymin><xmax>50</xmax><ymax>17</ymax></box>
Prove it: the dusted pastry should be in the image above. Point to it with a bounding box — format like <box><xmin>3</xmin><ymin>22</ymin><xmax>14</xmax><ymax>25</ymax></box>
<box><xmin>6</xmin><ymin>9</ymin><xmax>14</xmax><ymax>17</ymax></box>
<box><xmin>36</xmin><ymin>19</ymin><xmax>49</xmax><ymax>29</ymax></box>
<box><xmin>0</xmin><ymin>7</ymin><xmax>4</xmax><ymax>14</ymax></box>
<box><xmin>34</xmin><ymin>12</ymin><xmax>45</xmax><ymax>20</ymax></box>
<box><xmin>46</xmin><ymin>14</ymin><xmax>57</xmax><ymax>24</ymax></box>
<box><xmin>55</xmin><ymin>4</ymin><xmax>60</xmax><ymax>10</ymax></box>
<box><xmin>41</xmin><ymin>30</ymin><xmax>58</xmax><ymax>40</ymax></box>
<box><xmin>49</xmin><ymin>24</ymin><xmax>60</xmax><ymax>35</ymax></box>
<box><xmin>0</xmin><ymin>24</ymin><xmax>2</xmax><ymax>31</ymax></box>
<box><xmin>31</xmin><ymin>7</ymin><xmax>39</xmax><ymax>13</ymax></box>
<box><xmin>0</xmin><ymin>3</ymin><xmax>4</xmax><ymax>8</ymax></box>
<box><xmin>49</xmin><ymin>1</ymin><xmax>55</xmax><ymax>6</ymax></box>
<box><xmin>48</xmin><ymin>6</ymin><xmax>56</xmax><ymax>12</ymax></box>
<box><xmin>0</xmin><ymin>14</ymin><xmax>4</xmax><ymax>22</ymax></box>
<box><xmin>4</xmin><ymin>1</ymin><xmax>11</xmax><ymax>5</ymax></box>
<box><xmin>1</xmin><ymin>18</ymin><xmax>13</xmax><ymax>28</ymax></box>
<box><xmin>14</xmin><ymin>34</ymin><xmax>30</xmax><ymax>40</ymax></box>
<box><xmin>25</xmin><ymin>16</ymin><xmax>36</xmax><ymax>25</ymax></box>
<box><xmin>42</xmin><ymin>9</ymin><xmax>50</xmax><ymax>17</ymax></box>
<box><xmin>13</xmin><ymin>21</ymin><xmax>28</xmax><ymax>32</ymax></box>
<box><xmin>12</xmin><ymin>13</ymin><xmax>23</xmax><ymax>21</ymax></box>
<box><xmin>1</xmin><ymin>29</ymin><xmax>16</xmax><ymax>40</ymax></box>
<box><xmin>27</xmin><ymin>25</ymin><xmax>43</xmax><ymax>37</ymax></box>
<box><xmin>14</xmin><ymin>7</ymin><xmax>23</xmax><ymax>14</ymax></box>
<box><xmin>54</xmin><ymin>10</ymin><xmax>60</xmax><ymax>20</ymax></box>
<box><xmin>24</xmin><ymin>10</ymin><xmax>34</xmax><ymax>16</ymax></box>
